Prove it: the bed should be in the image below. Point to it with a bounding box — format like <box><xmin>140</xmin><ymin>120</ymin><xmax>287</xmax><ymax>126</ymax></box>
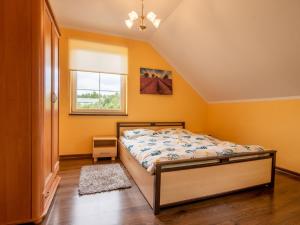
<box><xmin>117</xmin><ymin>122</ymin><xmax>276</xmax><ymax>214</ymax></box>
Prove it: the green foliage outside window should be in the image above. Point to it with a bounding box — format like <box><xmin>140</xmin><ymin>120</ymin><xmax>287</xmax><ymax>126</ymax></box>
<box><xmin>77</xmin><ymin>91</ymin><xmax>121</xmax><ymax>110</ymax></box>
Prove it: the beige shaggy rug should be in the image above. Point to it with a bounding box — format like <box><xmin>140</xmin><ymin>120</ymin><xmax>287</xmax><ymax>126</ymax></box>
<box><xmin>79</xmin><ymin>164</ymin><xmax>131</xmax><ymax>195</ymax></box>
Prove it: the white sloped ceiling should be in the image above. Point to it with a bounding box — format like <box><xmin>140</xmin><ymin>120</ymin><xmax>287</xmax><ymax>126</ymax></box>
<box><xmin>150</xmin><ymin>0</ymin><xmax>300</xmax><ymax>102</ymax></box>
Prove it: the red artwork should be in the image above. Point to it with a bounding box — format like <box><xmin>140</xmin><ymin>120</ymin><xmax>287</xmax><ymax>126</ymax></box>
<box><xmin>140</xmin><ymin>68</ymin><xmax>172</xmax><ymax>95</ymax></box>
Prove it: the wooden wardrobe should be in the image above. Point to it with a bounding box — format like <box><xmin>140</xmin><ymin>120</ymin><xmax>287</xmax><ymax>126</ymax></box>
<box><xmin>0</xmin><ymin>0</ymin><xmax>60</xmax><ymax>224</ymax></box>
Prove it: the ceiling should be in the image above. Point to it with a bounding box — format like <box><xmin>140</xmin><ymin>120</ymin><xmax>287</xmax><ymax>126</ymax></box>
<box><xmin>49</xmin><ymin>0</ymin><xmax>182</xmax><ymax>40</ymax></box>
<box><xmin>50</xmin><ymin>0</ymin><xmax>300</xmax><ymax>102</ymax></box>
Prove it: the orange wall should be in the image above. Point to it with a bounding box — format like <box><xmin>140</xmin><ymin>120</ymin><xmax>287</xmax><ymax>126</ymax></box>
<box><xmin>59</xmin><ymin>28</ymin><xmax>207</xmax><ymax>155</ymax></box>
<box><xmin>207</xmin><ymin>99</ymin><xmax>300</xmax><ymax>173</ymax></box>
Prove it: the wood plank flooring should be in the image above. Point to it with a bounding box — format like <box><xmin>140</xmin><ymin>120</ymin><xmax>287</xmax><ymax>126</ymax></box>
<box><xmin>40</xmin><ymin>159</ymin><xmax>300</xmax><ymax>225</ymax></box>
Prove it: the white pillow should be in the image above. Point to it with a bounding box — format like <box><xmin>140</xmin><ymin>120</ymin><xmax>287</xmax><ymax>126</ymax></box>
<box><xmin>123</xmin><ymin>128</ymin><xmax>155</xmax><ymax>139</ymax></box>
<box><xmin>155</xmin><ymin>128</ymin><xmax>192</xmax><ymax>136</ymax></box>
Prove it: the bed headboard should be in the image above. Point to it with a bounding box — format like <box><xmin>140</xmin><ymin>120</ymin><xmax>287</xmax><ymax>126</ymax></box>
<box><xmin>116</xmin><ymin>122</ymin><xmax>185</xmax><ymax>139</ymax></box>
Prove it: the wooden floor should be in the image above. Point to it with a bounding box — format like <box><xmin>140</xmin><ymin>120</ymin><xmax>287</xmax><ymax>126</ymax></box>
<box><xmin>40</xmin><ymin>159</ymin><xmax>300</xmax><ymax>225</ymax></box>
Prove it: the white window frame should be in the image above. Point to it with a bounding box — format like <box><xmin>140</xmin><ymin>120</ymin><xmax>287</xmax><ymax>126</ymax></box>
<box><xmin>70</xmin><ymin>70</ymin><xmax>127</xmax><ymax>115</ymax></box>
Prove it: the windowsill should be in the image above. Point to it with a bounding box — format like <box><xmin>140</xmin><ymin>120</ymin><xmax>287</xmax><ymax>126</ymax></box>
<box><xmin>69</xmin><ymin>112</ymin><xmax>128</xmax><ymax>116</ymax></box>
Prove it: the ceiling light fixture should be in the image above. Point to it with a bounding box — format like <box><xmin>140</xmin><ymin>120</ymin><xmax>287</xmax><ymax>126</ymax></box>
<box><xmin>125</xmin><ymin>0</ymin><xmax>161</xmax><ymax>31</ymax></box>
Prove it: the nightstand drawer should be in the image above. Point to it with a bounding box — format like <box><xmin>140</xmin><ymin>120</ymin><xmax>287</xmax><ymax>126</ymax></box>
<box><xmin>93</xmin><ymin>147</ymin><xmax>116</xmax><ymax>155</ymax></box>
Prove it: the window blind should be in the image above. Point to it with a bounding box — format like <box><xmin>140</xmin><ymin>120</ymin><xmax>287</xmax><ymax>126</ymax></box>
<box><xmin>69</xmin><ymin>39</ymin><xmax>128</xmax><ymax>75</ymax></box>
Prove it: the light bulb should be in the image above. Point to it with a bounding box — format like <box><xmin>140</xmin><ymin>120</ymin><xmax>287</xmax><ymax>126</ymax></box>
<box><xmin>153</xmin><ymin>18</ymin><xmax>161</xmax><ymax>28</ymax></box>
<box><xmin>128</xmin><ymin>11</ymin><xmax>138</xmax><ymax>21</ymax></box>
<box><xmin>147</xmin><ymin>11</ymin><xmax>156</xmax><ymax>23</ymax></box>
<box><xmin>125</xmin><ymin>19</ymin><xmax>133</xmax><ymax>29</ymax></box>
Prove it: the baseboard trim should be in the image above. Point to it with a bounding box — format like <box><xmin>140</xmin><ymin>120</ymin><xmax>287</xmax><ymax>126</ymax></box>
<box><xmin>276</xmin><ymin>167</ymin><xmax>300</xmax><ymax>179</ymax></box>
<box><xmin>59</xmin><ymin>154</ymin><xmax>92</xmax><ymax>160</ymax></box>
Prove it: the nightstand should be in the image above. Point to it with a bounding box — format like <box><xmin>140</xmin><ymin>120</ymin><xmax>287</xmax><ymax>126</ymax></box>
<box><xmin>92</xmin><ymin>136</ymin><xmax>117</xmax><ymax>162</ymax></box>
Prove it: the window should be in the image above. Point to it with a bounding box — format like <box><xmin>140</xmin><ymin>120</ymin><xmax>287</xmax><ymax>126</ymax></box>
<box><xmin>69</xmin><ymin>40</ymin><xmax>127</xmax><ymax>115</ymax></box>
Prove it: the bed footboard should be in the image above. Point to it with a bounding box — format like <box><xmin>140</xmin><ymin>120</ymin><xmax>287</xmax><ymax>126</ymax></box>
<box><xmin>153</xmin><ymin>150</ymin><xmax>276</xmax><ymax>214</ymax></box>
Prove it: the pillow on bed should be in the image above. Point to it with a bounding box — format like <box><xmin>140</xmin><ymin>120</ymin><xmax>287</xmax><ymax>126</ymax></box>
<box><xmin>123</xmin><ymin>129</ymin><xmax>155</xmax><ymax>139</ymax></box>
<box><xmin>155</xmin><ymin>128</ymin><xmax>193</xmax><ymax>136</ymax></box>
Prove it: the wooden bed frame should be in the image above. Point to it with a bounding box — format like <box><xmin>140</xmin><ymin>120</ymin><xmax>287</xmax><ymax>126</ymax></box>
<box><xmin>117</xmin><ymin>122</ymin><xmax>276</xmax><ymax>214</ymax></box>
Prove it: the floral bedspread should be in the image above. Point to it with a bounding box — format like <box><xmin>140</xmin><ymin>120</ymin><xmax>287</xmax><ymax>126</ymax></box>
<box><xmin>120</xmin><ymin>129</ymin><xmax>264</xmax><ymax>174</ymax></box>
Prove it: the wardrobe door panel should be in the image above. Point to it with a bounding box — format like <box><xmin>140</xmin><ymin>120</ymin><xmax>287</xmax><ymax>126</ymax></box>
<box><xmin>52</xmin><ymin>28</ymin><xmax>59</xmax><ymax>172</ymax></box>
<box><xmin>1</xmin><ymin>0</ymin><xmax>32</xmax><ymax>222</ymax></box>
<box><xmin>44</xmin><ymin>7</ymin><xmax>53</xmax><ymax>185</ymax></box>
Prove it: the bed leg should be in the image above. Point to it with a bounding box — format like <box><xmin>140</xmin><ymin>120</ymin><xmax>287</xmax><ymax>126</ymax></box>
<box><xmin>153</xmin><ymin>163</ymin><xmax>161</xmax><ymax>215</ymax></box>
<box><xmin>269</xmin><ymin>152</ymin><xmax>276</xmax><ymax>188</ymax></box>
<box><xmin>154</xmin><ymin>205</ymin><xmax>160</xmax><ymax>215</ymax></box>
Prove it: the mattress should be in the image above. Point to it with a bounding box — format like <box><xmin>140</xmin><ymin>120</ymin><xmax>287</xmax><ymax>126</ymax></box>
<box><xmin>120</xmin><ymin>128</ymin><xmax>265</xmax><ymax>174</ymax></box>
